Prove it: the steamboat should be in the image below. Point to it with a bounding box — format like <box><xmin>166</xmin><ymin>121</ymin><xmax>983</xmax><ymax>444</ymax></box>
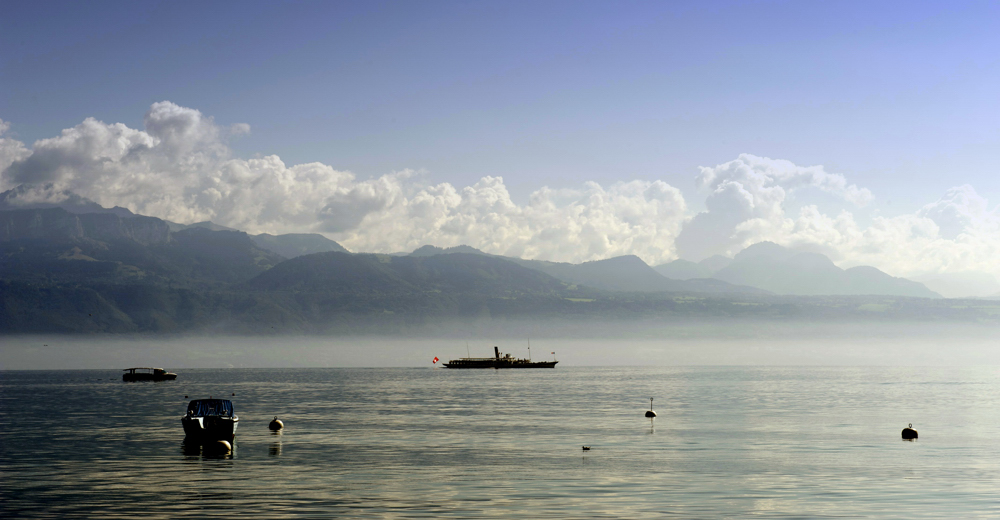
<box><xmin>443</xmin><ymin>346</ymin><xmax>557</xmax><ymax>369</ymax></box>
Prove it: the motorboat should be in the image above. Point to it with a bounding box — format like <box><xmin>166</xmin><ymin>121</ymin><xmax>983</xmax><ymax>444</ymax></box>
<box><xmin>181</xmin><ymin>399</ymin><xmax>239</xmax><ymax>441</ymax></box>
<box><xmin>123</xmin><ymin>367</ymin><xmax>177</xmax><ymax>381</ymax></box>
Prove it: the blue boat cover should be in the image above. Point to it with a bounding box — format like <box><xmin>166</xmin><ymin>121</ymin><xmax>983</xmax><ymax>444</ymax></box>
<box><xmin>186</xmin><ymin>399</ymin><xmax>234</xmax><ymax>417</ymax></box>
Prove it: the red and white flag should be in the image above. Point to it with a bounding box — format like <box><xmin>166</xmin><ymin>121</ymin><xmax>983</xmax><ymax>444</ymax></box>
<box><xmin>432</xmin><ymin>357</ymin><xmax>439</xmax><ymax>364</ymax></box>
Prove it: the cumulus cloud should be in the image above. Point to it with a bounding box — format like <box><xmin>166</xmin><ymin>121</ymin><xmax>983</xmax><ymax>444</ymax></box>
<box><xmin>671</xmin><ymin>153</ymin><xmax>1000</xmax><ymax>283</ymax></box>
<box><xmin>676</xmin><ymin>154</ymin><xmax>874</xmax><ymax>261</ymax></box>
<box><xmin>830</xmin><ymin>186</ymin><xmax>1000</xmax><ymax>277</ymax></box>
<box><xmin>695</xmin><ymin>154</ymin><xmax>874</xmax><ymax>207</ymax></box>
<box><xmin>916</xmin><ymin>184</ymin><xmax>996</xmax><ymax>240</ymax></box>
<box><xmin>0</xmin><ymin>119</ymin><xmax>31</xmax><ymax>179</ymax></box>
<box><xmin>4</xmin><ymin>103</ymin><xmax>1000</xmax><ymax>279</ymax></box>
<box><xmin>0</xmin><ymin>102</ymin><xmax>689</xmax><ymax>264</ymax></box>
<box><xmin>772</xmin><ymin>201</ymin><xmax>1000</xmax><ymax>281</ymax></box>
<box><xmin>336</xmin><ymin>176</ymin><xmax>687</xmax><ymax>262</ymax></box>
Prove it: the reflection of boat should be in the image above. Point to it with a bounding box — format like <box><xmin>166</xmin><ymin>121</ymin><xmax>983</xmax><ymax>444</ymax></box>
<box><xmin>122</xmin><ymin>367</ymin><xmax>177</xmax><ymax>382</ymax></box>
<box><xmin>443</xmin><ymin>346</ymin><xmax>558</xmax><ymax>369</ymax></box>
<box><xmin>181</xmin><ymin>399</ymin><xmax>239</xmax><ymax>441</ymax></box>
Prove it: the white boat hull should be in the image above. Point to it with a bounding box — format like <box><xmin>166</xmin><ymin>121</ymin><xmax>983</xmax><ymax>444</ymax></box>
<box><xmin>182</xmin><ymin>415</ymin><xmax>239</xmax><ymax>441</ymax></box>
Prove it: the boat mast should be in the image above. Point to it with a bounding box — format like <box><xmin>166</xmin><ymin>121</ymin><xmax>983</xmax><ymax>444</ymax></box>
<box><xmin>528</xmin><ymin>338</ymin><xmax>531</xmax><ymax>361</ymax></box>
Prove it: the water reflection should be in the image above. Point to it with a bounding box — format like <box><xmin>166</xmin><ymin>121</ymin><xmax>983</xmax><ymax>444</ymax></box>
<box><xmin>4</xmin><ymin>367</ymin><xmax>1000</xmax><ymax>518</ymax></box>
<box><xmin>181</xmin><ymin>440</ymin><xmax>236</xmax><ymax>459</ymax></box>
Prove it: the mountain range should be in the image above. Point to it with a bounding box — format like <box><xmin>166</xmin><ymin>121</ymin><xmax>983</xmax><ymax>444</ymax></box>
<box><xmin>4</xmin><ymin>184</ymin><xmax>987</xmax><ymax>334</ymax></box>
<box><xmin>408</xmin><ymin>245</ymin><xmax>766</xmax><ymax>294</ymax></box>
<box><xmin>656</xmin><ymin>242</ymin><xmax>939</xmax><ymax>298</ymax></box>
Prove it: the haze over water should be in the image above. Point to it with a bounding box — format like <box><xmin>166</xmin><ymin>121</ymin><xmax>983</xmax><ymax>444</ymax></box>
<box><xmin>4</xmin><ymin>359</ymin><xmax>1000</xmax><ymax>518</ymax></box>
<box><xmin>5</xmin><ymin>320</ymin><xmax>1000</xmax><ymax>369</ymax></box>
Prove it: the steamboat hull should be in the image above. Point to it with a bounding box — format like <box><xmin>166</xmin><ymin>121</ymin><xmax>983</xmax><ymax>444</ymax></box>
<box><xmin>443</xmin><ymin>361</ymin><xmax>558</xmax><ymax>369</ymax></box>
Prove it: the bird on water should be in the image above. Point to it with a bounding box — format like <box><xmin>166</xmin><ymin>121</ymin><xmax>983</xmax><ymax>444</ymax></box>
<box><xmin>901</xmin><ymin>423</ymin><xmax>918</xmax><ymax>440</ymax></box>
<box><xmin>645</xmin><ymin>397</ymin><xmax>657</xmax><ymax>418</ymax></box>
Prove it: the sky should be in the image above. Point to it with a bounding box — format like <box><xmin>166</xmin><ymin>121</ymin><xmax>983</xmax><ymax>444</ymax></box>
<box><xmin>2</xmin><ymin>1</ymin><xmax>999</xmax><ymax>284</ymax></box>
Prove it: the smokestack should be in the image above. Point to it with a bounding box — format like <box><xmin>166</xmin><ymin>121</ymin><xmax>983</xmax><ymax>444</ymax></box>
<box><xmin>494</xmin><ymin>346</ymin><xmax>500</xmax><ymax>360</ymax></box>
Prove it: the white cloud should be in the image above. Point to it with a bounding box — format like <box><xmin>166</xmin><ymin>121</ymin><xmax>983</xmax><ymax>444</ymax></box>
<box><xmin>5</xmin><ymin>103</ymin><xmax>1000</xmax><ymax>281</ymax></box>
<box><xmin>695</xmin><ymin>154</ymin><xmax>873</xmax><ymax>207</ymax></box>
<box><xmin>335</xmin><ymin>176</ymin><xmax>688</xmax><ymax>263</ymax></box>
<box><xmin>916</xmin><ymin>184</ymin><xmax>997</xmax><ymax>240</ymax></box>
<box><xmin>673</xmin><ymin>153</ymin><xmax>1000</xmax><ymax>284</ymax></box>
<box><xmin>676</xmin><ymin>154</ymin><xmax>874</xmax><ymax>261</ymax></box>
<box><xmin>0</xmin><ymin>102</ymin><xmax>689</xmax><ymax>264</ymax></box>
<box><xmin>0</xmin><ymin>119</ymin><xmax>32</xmax><ymax>183</ymax></box>
<box><xmin>774</xmin><ymin>184</ymin><xmax>1000</xmax><ymax>281</ymax></box>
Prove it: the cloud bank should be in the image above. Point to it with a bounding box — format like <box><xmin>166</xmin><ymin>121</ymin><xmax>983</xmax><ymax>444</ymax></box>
<box><xmin>676</xmin><ymin>154</ymin><xmax>873</xmax><ymax>261</ymax></box>
<box><xmin>2</xmin><ymin>102</ymin><xmax>999</xmax><ymax>279</ymax></box>
<box><xmin>0</xmin><ymin>102</ymin><xmax>687</xmax><ymax>263</ymax></box>
<box><xmin>676</xmin><ymin>155</ymin><xmax>1000</xmax><ymax>280</ymax></box>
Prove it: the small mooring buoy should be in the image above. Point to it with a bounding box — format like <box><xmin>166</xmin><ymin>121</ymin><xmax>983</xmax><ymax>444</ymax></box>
<box><xmin>902</xmin><ymin>423</ymin><xmax>918</xmax><ymax>440</ymax></box>
<box><xmin>582</xmin><ymin>446</ymin><xmax>591</xmax><ymax>451</ymax></box>
<box><xmin>209</xmin><ymin>440</ymin><xmax>232</xmax><ymax>453</ymax></box>
<box><xmin>645</xmin><ymin>397</ymin><xmax>657</xmax><ymax>418</ymax></box>
<box><xmin>269</xmin><ymin>416</ymin><xmax>284</xmax><ymax>431</ymax></box>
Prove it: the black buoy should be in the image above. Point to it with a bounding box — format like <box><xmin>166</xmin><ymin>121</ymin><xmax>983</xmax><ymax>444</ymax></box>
<box><xmin>269</xmin><ymin>416</ymin><xmax>284</xmax><ymax>431</ymax></box>
<box><xmin>902</xmin><ymin>423</ymin><xmax>918</xmax><ymax>440</ymax></box>
<box><xmin>645</xmin><ymin>397</ymin><xmax>657</xmax><ymax>418</ymax></box>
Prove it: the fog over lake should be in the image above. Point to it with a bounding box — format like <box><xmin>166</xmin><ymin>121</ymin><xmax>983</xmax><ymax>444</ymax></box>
<box><xmin>5</xmin><ymin>320</ymin><xmax>1000</xmax><ymax>370</ymax></box>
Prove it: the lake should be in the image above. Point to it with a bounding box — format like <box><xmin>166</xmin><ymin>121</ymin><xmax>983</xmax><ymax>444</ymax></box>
<box><xmin>3</xmin><ymin>365</ymin><xmax>1000</xmax><ymax>518</ymax></box>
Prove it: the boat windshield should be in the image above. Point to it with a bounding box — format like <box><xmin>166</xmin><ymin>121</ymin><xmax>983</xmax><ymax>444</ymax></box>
<box><xmin>187</xmin><ymin>399</ymin><xmax>234</xmax><ymax>417</ymax></box>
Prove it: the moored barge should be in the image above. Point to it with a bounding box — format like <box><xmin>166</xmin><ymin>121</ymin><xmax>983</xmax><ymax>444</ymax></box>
<box><xmin>123</xmin><ymin>367</ymin><xmax>177</xmax><ymax>382</ymax></box>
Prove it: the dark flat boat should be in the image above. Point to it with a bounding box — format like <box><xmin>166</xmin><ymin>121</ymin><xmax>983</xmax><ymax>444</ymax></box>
<box><xmin>443</xmin><ymin>346</ymin><xmax>558</xmax><ymax>369</ymax></box>
<box><xmin>181</xmin><ymin>399</ymin><xmax>239</xmax><ymax>441</ymax></box>
<box><xmin>122</xmin><ymin>367</ymin><xmax>177</xmax><ymax>382</ymax></box>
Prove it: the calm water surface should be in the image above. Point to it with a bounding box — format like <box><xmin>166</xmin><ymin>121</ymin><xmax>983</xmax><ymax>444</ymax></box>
<box><xmin>3</xmin><ymin>366</ymin><xmax>1000</xmax><ymax>518</ymax></box>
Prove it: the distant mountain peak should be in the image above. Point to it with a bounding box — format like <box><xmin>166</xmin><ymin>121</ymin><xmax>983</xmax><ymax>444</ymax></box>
<box><xmin>409</xmin><ymin>244</ymin><xmax>487</xmax><ymax>257</ymax></box>
<box><xmin>250</xmin><ymin>232</ymin><xmax>348</xmax><ymax>258</ymax></box>
<box><xmin>714</xmin><ymin>241</ymin><xmax>940</xmax><ymax>298</ymax></box>
<box><xmin>0</xmin><ymin>183</ymin><xmax>134</xmax><ymax>217</ymax></box>
<box><xmin>698</xmin><ymin>255</ymin><xmax>732</xmax><ymax>272</ymax></box>
<box><xmin>653</xmin><ymin>258</ymin><xmax>711</xmax><ymax>280</ymax></box>
<box><xmin>581</xmin><ymin>255</ymin><xmax>646</xmax><ymax>267</ymax></box>
<box><xmin>166</xmin><ymin>221</ymin><xmax>239</xmax><ymax>232</ymax></box>
<box><xmin>734</xmin><ymin>241</ymin><xmax>796</xmax><ymax>262</ymax></box>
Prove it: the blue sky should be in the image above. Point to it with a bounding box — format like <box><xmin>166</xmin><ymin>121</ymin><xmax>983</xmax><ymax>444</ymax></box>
<box><xmin>2</xmin><ymin>1</ymin><xmax>999</xmax><ymax>285</ymax></box>
<box><xmin>4</xmin><ymin>1</ymin><xmax>998</xmax><ymax>205</ymax></box>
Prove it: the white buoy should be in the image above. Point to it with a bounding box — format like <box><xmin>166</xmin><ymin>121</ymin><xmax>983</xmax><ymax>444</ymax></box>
<box><xmin>645</xmin><ymin>397</ymin><xmax>657</xmax><ymax>418</ymax></box>
<box><xmin>213</xmin><ymin>440</ymin><xmax>232</xmax><ymax>453</ymax></box>
<box><xmin>269</xmin><ymin>416</ymin><xmax>284</xmax><ymax>431</ymax></box>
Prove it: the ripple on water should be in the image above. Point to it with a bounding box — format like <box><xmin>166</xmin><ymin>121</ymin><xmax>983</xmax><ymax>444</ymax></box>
<box><xmin>3</xmin><ymin>366</ymin><xmax>1000</xmax><ymax>518</ymax></box>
